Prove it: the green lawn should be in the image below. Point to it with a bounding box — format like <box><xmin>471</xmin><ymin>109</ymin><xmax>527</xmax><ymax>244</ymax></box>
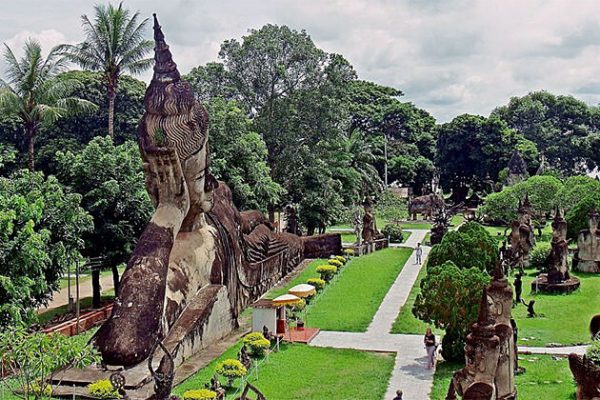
<box><xmin>174</xmin><ymin>343</ymin><xmax>395</xmax><ymax>400</ymax></box>
<box><xmin>307</xmin><ymin>248</ymin><xmax>412</xmax><ymax>331</ymax></box>
<box><xmin>430</xmin><ymin>355</ymin><xmax>576</xmax><ymax>399</ymax></box>
<box><xmin>514</xmin><ymin>269</ymin><xmax>600</xmax><ymax>347</ymax></box>
<box><xmin>340</xmin><ymin>231</ymin><xmax>412</xmax><ymax>244</ymax></box>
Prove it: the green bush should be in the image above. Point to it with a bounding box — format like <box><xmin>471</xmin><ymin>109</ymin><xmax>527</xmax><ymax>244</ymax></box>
<box><xmin>316</xmin><ymin>265</ymin><xmax>337</xmax><ymax>282</ymax></box>
<box><xmin>328</xmin><ymin>259</ymin><xmax>343</xmax><ymax>268</ymax></box>
<box><xmin>586</xmin><ymin>340</ymin><xmax>600</xmax><ymax>366</ymax></box>
<box><xmin>215</xmin><ymin>359</ymin><xmax>247</xmax><ymax>380</ymax></box>
<box><xmin>88</xmin><ymin>379</ymin><xmax>120</xmax><ymax>399</ymax></box>
<box><xmin>243</xmin><ymin>332</ymin><xmax>266</xmax><ymax>344</ymax></box>
<box><xmin>243</xmin><ymin>332</ymin><xmax>270</xmax><ymax>357</ymax></box>
<box><xmin>183</xmin><ymin>389</ymin><xmax>217</xmax><ymax>400</ymax></box>
<box><xmin>307</xmin><ymin>278</ymin><xmax>326</xmax><ymax>290</ymax></box>
<box><xmin>334</xmin><ymin>255</ymin><xmax>347</xmax><ymax>264</ymax></box>
<box><xmin>29</xmin><ymin>381</ymin><xmax>52</xmax><ymax>398</ymax></box>
<box><xmin>530</xmin><ymin>243</ymin><xmax>551</xmax><ymax>270</ymax></box>
<box><xmin>566</xmin><ymin>194</ymin><xmax>600</xmax><ymax>239</ymax></box>
<box><xmin>441</xmin><ymin>329</ymin><xmax>466</xmax><ymax>362</ymax></box>
<box><xmin>382</xmin><ymin>224</ymin><xmax>404</xmax><ymax>243</ymax></box>
<box><xmin>343</xmin><ymin>248</ymin><xmax>355</xmax><ymax>256</ymax></box>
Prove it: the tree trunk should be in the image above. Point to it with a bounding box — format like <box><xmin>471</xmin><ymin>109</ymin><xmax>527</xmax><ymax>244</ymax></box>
<box><xmin>111</xmin><ymin>264</ymin><xmax>120</xmax><ymax>294</ymax></box>
<box><xmin>27</xmin><ymin>127</ymin><xmax>36</xmax><ymax>171</ymax></box>
<box><xmin>92</xmin><ymin>267</ymin><xmax>101</xmax><ymax>309</ymax></box>
<box><xmin>108</xmin><ymin>92</ymin><xmax>115</xmax><ymax>138</ymax></box>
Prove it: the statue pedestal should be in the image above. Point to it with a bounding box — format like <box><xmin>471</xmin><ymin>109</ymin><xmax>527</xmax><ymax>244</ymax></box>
<box><xmin>531</xmin><ymin>273</ymin><xmax>580</xmax><ymax>294</ymax></box>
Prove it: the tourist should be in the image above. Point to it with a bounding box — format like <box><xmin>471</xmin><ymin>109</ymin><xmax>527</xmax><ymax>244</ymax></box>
<box><xmin>424</xmin><ymin>327</ymin><xmax>437</xmax><ymax>369</ymax></box>
<box><xmin>415</xmin><ymin>243</ymin><xmax>423</xmax><ymax>264</ymax></box>
<box><xmin>392</xmin><ymin>389</ymin><xmax>403</xmax><ymax>400</ymax></box>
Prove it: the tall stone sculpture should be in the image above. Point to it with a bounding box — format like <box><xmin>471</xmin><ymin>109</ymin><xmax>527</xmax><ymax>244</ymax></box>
<box><xmin>508</xmin><ymin>196</ymin><xmax>535</xmax><ymax>270</ymax></box>
<box><xmin>532</xmin><ymin>207</ymin><xmax>580</xmax><ymax>293</ymax></box>
<box><xmin>573</xmin><ymin>209</ymin><xmax>600</xmax><ymax>273</ymax></box>
<box><xmin>407</xmin><ymin>193</ymin><xmax>445</xmax><ymax>220</ymax></box>
<box><xmin>94</xmin><ymin>15</ymin><xmax>305</xmax><ymax>368</ymax></box>
<box><xmin>505</xmin><ymin>150</ymin><xmax>528</xmax><ymax>186</ymax></box>
<box><xmin>361</xmin><ymin>196</ymin><xmax>383</xmax><ymax>242</ymax></box>
<box><xmin>447</xmin><ymin>262</ymin><xmax>516</xmax><ymax>400</ymax></box>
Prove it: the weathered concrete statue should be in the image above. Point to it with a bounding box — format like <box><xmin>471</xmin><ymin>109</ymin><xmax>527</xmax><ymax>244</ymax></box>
<box><xmin>546</xmin><ymin>207</ymin><xmax>569</xmax><ymax>283</ymax></box>
<box><xmin>532</xmin><ymin>206</ymin><xmax>580</xmax><ymax>293</ymax></box>
<box><xmin>447</xmin><ymin>263</ymin><xmax>516</xmax><ymax>400</ymax></box>
<box><xmin>284</xmin><ymin>204</ymin><xmax>301</xmax><ymax>236</ymax></box>
<box><xmin>508</xmin><ymin>196</ymin><xmax>535</xmax><ymax>270</ymax></box>
<box><xmin>361</xmin><ymin>196</ymin><xmax>382</xmax><ymax>242</ymax></box>
<box><xmin>569</xmin><ymin>353</ymin><xmax>600</xmax><ymax>400</ymax></box>
<box><xmin>574</xmin><ymin>209</ymin><xmax>600</xmax><ymax>273</ymax></box>
<box><xmin>407</xmin><ymin>193</ymin><xmax>445</xmax><ymax>220</ymax></box>
<box><xmin>94</xmin><ymin>15</ymin><xmax>305</xmax><ymax>368</ymax></box>
<box><xmin>353</xmin><ymin>207</ymin><xmax>363</xmax><ymax>244</ymax></box>
<box><xmin>505</xmin><ymin>150</ymin><xmax>528</xmax><ymax>186</ymax></box>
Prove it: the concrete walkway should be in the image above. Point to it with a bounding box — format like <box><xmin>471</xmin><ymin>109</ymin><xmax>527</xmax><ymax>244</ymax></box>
<box><xmin>311</xmin><ymin>229</ymin><xmax>434</xmax><ymax>400</ymax></box>
<box><xmin>37</xmin><ymin>274</ymin><xmax>115</xmax><ymax>314</ymax></box>
<box><xmin>311</xmin><ymin>227</ymin><xmax>588</xmax><ymax>399</ymax></box>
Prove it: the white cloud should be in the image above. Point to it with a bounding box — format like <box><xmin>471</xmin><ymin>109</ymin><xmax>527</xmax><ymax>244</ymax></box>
<box><xmin>1</xmin><ymin>0</ymin><xmax>599</xmax><ymax>122</ymax></box>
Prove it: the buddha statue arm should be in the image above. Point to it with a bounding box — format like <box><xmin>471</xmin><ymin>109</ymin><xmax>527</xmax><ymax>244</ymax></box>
<box><xmin>95</xmin><ymin>146</ymin><xmax>190</xmax><ymax>367</ymax></box>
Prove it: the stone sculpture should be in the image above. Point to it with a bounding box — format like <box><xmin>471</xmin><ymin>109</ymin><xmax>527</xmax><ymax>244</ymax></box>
<box><xmin>353</xmin><ymin>207</ymin><xmax>363</xmax><ymax>244</ymax></box>
<box><xmin>531</xmin><ymin>207</ymin><xmax>580</xmax><ymax>293</ymax></box>
<box><xmin>569</xmin><ymin>353</ymin><xmax>600</xmax><ymax>400</ymax></box>
<box><xmin>574</xmin><ymin>209</ymin><xmax>600</xmax><ymax>273</ymax></box>
<box><xmin>94</xmin><ymin>15</ymin><xmax>305</xmax><ymax>368</ymax></box>
<box><xmin>505</xmin><ymin>150</ymin><xmax>528</xmax><ymax>187</ymax></box>
<box><xmin>148</xmin><ymin>340</ymin><xmax>174</xmax><ymax>400</ymax></box>
<box><xmin>447</xmin><ymin>262</ymin><xmax>517</xmax><ymax>400</ymax></box>
<box><xmin>508</xmin><ymin>196</ymin><xmax>535</xmax><ymax>271</ymax></box>
<box><xmin>407</xmin><ymin>193</ymin><xmax>445</xmax><ymax>220</ymax></box>
<box><xmin>430</xmin><ymin>207</ymin><xmax>450</xmax><ymax>245</ymax></box>
<box><xmin>284</xmin><ymin>204</ymin><xmax>301</xmax><ymax>236</ymax></box>
<box><xmin>361</xmin><ymin>196</ymin><xmax>383</xmax><ymax>242</ymax></box>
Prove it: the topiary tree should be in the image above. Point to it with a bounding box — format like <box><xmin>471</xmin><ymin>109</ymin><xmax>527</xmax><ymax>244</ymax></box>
<box><xmin>215</xmin><ymin>359</ymin><xmax>247</xmax><ymax>387</ymax></box>
<box><xmin>316</xmin><ymin>265</ymin><xmax>337</xmax><ymax>282</ymax></box>
<box><xmin>413</xmin><ymin>261</ymin><xmax>490</xmax><ymax>361</ymax></box>
<box><xmin>427</xmin><ymin>222</ymin><xmax>498</xmax><ymax>274</ymax></box>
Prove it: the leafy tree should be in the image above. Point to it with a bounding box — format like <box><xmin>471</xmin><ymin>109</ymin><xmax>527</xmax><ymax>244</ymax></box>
<box><xmin>413</xmin><ymin>261</ymin><xmax>490</xmax><ymax>361</ymax></box>
<box><xmin>185</xmin><ymin>62</ymin><xmax>238</xmax><ymax>104</ymax></box>
<box><xmin>492</xmin><ymin>91</ymin><xmax>597</xmax><ymax>174</ymax></box>
<box><xmin>54</xmin><ymin>137</ymin><xmax>152</xmax><ymax>298</ymax></box>
<box><xmin>435</xmin><ymin>114</ymin><xmax>530</xmax><ymax>202</ymax></box>
<box><xmin>557</xmin><ymin>175</ymin><xmax>600</xmax><ymax>211</ymax></box>
<box><xmin>482</xmin><ymin>175</ymin><xmax>564</xmax><ymax>223</ymax></box>
<box><xmin>58</xmin><ymin>2</ymin><xmax>153</xmax><ymax>137</ymax></box>
<box><xmin>0</xmin><ymin>170</ymin><xmax>92</xmax><ymax>326</ymax></box>
<box><xmin>0</xmin><ymin>327</ymin><xmax>100</xmax><ymax>399</ymax></box>
<box><xmin>206</xmin><ymin>98</ymin><xmax>283</xmax><ymax>210</ymax></box>
<box><xmin>0</xmin><ymin>40</ymin><xmax>97</xmax><ymax>170</ymax></box>
<box><xmin>43</xmin><ymin>71</ymin><xmax>146</xmax><ymax>145</ymax></box>
<box><xmin>427</xmin><ymin>222</ymin><xmax>498</xmax><ymax>274</ymax></box>
<box><xmin>566</xmin><ymin>194</ymin><xmax>600</xmax><ymax>239</ymax></box>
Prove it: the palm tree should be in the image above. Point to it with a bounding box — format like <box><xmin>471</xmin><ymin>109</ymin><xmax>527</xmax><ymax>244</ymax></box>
<box><xmin>58</xmin><ymin>2</ymin><xmax>153</xmax><ymax>138</ymax></box>
<box><xmin>0</xmin><ymin>40</ymin><xmax>98</xmax><ymax>171</ymax></box>
<box><xmin>346</xmin><ymin>129</ymin><xmax>383</xmax><ymax>197</ymax></box>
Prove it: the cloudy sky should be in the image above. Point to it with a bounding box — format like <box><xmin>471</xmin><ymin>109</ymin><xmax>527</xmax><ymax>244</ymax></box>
<box><xmin>1</xmin><ymin>0</ymin><xmax>599</xmax><ymax>122</ymax></box>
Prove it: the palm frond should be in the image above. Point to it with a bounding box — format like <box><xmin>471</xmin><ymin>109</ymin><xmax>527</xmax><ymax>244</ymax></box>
<box><xmin>2</xmin><ymin>44</ymin><xmax>24</xmax><ymax>86</ymax></box>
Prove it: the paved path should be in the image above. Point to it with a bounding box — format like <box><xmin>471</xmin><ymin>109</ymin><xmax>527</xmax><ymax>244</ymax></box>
<box><xmin>312</xmin><ymin>227</ymin><xmax>589</xmax><ymax>399</ymax></box>
<box><xmin>37</xmin><ymin>274</ymin><xmax>115</xmax><ymax>314</ymax></box>
<box><xmin>311</xmin><ymin>229</ymin><xmax>435</xmax><ymax>400</ymax></box>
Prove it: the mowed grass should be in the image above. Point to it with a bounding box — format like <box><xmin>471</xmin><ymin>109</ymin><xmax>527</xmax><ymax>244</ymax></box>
<box><xmin>340</xmin><ymin>231</ymin><xmax>413</xmax><ymax>244</ymax></box>
<box><xmin>174</xmin><ymin>343</ymin><xmax>395</xmax><ymax>400</ymax></box>
<box><xmin>307</xmin><ymin>247</ymin><xmax>412</xmax><ymax>331</ymax></box>
<box><xmin>430</xmin><ymin>355</ymin><xmax>576</xmax><ymax>399</ymax></box>
<box><xmin>514</xmin><ymin>269</ymin><xmax>600</xmax><ymax>347</ymax></box>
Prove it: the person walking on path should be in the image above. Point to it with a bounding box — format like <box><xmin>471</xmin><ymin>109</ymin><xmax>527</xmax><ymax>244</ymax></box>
<box><xmin>424</xmin><ymin>327</ymin><xmax>437</xmax><ymax>369</ymax></box>
<box><xmin>392</xmin><ymin>389</ymin><xmax>403</xmax><ymax>400</ymax></box>
<box><xmin>415</xmin><ymin>242</ymin><xmax>423</xmax><ymax>264</ymax></box>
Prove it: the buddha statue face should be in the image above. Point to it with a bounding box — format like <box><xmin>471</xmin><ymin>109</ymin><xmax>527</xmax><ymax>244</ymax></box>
<box><xmin>181</xmin><ymin>140</ymin><xmax>219</xmax><ymax>216</ymax></box>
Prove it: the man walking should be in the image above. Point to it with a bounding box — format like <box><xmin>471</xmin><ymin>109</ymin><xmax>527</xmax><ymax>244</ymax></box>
<box><xmin>415</xmin><ymin>242</ymin><xmax>423</xmax><ymax>265</ymax></box>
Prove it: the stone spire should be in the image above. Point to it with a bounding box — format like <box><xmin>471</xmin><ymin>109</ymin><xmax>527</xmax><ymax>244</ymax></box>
<box><xmin>152</xmin><ymin>13</ymin><xmax>181</xmax><ymax>83</ymax></box>
<box><xmin>471</xmin><ymin>288</ymin><xmax>495</xmax><ymax>337</ymax></box>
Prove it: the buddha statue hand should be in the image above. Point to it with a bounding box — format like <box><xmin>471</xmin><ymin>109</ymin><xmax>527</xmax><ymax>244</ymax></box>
<box><xmin>143</xmin><ymin>145</ymin><xmax>190</xmax><ymax>234</ymax></box>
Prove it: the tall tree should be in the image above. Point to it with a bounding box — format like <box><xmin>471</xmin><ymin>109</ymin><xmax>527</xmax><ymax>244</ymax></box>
<box><xmin>0</xmin><ymin>40</ymin><xmax>97</xmax><ymax>171</ymax></box>
<box><xmin>58</xmin><ymin>2</ymin><xmax>153</xmax><ymax>137</ymax></box>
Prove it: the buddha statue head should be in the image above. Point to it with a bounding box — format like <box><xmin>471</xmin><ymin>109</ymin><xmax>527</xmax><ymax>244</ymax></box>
<box><xmin>139</xmin><ymin>14</ymin><xmax>218</xmax><ymax>230</ymax></box>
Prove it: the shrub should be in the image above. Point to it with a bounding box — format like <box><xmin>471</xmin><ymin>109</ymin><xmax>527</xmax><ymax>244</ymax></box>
<box><xmin>29</xmin><ymin>381</ymin><xmax>52</xmax><ymax>398</ymax></box>
<box><xmin>344</xmin><ymin>248</ymin><xmax>355</xmax><ymax>256</ymax></box>
<box><xmin>243</xmin><ymin>332</ymin><xmax>266</xmax><ymax>344</ymax></box>
<box><xmin>316</xmin><ymin>265</ymin><xmax>337</xmax><ymax>282</ymax></box>
<box><xmin>334</xmin><ymin>255</ymin><xmax>347</xmax><ymax>264</ymax></box>
<box><xmin>530</xmin><ymin>243</ymin><xmax>551</xmax><ymax>270</ymax></box>
<box><xmin>243</xmin><ymin>332</ymin><xmax>270</xmax><ymax>357</ymax></box>
<box><xmin>307</xmin><ymin>278</ymin><xmax>326</xmax><ymax>291</ymax></box>
<box><xmin>566</xmin><ymin>194</ymin><xmax>600</xmax><ymax>239</ymax></box>
<box><xmin>441</xmin><ymin>329</ymin><xmax>465</xmax><ymax>362</ymax></box>
<box><xmin>215</xmin><ymin>359</ymin><xmax>247</xmax><ymax>382</ymax></box>
<box><xmin>328</xmin><ymin>259</ymin><xmax>343</xmax><ymax>268</ymax></box>
<box><xmin>183</xmin><ymin>389</ymin><xmax>217</xmax><ymax>400</ymax></box>
<box><xmin>88</xmin><ymin>379</ymin><xmax>120</xmax><ymax>399</ymax></box>
<box><xmin>382</xmin><ymin>224</ymin><xmax>404</xmax><ymax>243</ymax></box>
<box><xmin>586</xmin><ymin>340</ymin><xmax>600</xmax><ymax>366</ymax></box>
